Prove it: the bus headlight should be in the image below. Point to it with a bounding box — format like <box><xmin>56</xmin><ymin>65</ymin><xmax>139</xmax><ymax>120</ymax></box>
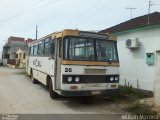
<box><xmin>67</xmin><ymin>76</ymin><xmax>72</xmax><ymax>82</ymax></box>
<box><xmin>115</xmin><ymin>76</ymin><xmax>119</xmax><ymax>81</ymax></box>
<box><xmin>75</xmin><ymin>77</ymin><xmax>80</xmax><ymax>82</ymax></box>
<box><xmin>110</xmin><ymin>76</ymin><xmax>114</xmax><ymax>81</ymax></box>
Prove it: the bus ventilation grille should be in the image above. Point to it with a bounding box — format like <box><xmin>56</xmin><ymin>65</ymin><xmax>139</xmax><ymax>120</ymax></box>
<box><xmin>85</xmin><ymin>69</ymin><xmax>106</xmax><ymax>75</ymax></box>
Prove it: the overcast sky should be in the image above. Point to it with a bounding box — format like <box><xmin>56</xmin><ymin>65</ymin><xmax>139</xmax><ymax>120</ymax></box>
<box><xmin>0</xmin><ymin>0</ymin><xmax>160</xmax><ymax>56</ymax></box>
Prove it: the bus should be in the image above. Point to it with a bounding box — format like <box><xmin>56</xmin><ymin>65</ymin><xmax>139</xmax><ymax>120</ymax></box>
<box><xmin>27</xmin><ymin>29</ymin><xmax>119</xmax><ymax>99</ymax></box>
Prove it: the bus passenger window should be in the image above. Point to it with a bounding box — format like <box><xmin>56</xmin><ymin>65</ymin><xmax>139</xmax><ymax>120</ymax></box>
<box><xmin>31</xmin><ymin>46</ymin><xmax>34</xmax><ymax>55</ymax></box>
<box><xmin>51</xmin><ymin>42</ymin><xmax>55</xmax><ymax>58</ymax></box>
<box><xmin>44</xmin><ymin>41</ymin><xmax>51</xmax><ymax>56</ymax></box>
<box><xmin>38</xmin><ymin>44</ymin><xmax>41</xmax><ymax>55</ymax></box>
<box><xmin>38</xmin><ymin>42</ymin><xmax>44</xmax><ymax>56</ymax></box>
<box><xmin>33</xmin><ymin>46</ymin><xmax>38</xmax><ymax>56</ymax></box>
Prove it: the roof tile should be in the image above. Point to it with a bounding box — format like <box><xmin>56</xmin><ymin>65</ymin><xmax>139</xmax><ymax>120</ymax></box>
<box><xmin>100</xmin><ymin>12</ymin><xmax>160</xmax><ymax>34</ymax></box>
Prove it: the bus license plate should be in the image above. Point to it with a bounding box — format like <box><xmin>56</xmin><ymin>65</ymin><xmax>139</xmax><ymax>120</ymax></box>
<box><xmin>91</xmin><ymin>91</ymin><xmax>100</xmax><ymax>95</ymax></box>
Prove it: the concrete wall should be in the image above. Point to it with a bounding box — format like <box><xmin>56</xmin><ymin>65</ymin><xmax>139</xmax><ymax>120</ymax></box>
<box><xmin>117</xmin><ymin>26</ymin><xmax>160</xmax><ymax>91</ymax></box>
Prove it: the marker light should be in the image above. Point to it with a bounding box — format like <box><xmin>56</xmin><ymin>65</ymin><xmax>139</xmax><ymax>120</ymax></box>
<box><xmin>110</xmin><ymin>76</ymin><xmax>114</xmax><ymax>81</ymax></box>
<box><xmin>67</xmin><ymin>77</ymin><xmax>72</xmax><ymax>82</ymax></box>
<box><xmin>115</xmin><ymin>76</ymin><xmax>119</xmax><ymax>81</ymax></box>
<box><xmin>75</xmin><ymin>77</ymin><xmax>80</xmax><ymax>82</ymax></box>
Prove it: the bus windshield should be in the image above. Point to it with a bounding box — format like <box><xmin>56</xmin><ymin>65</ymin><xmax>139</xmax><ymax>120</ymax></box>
<box><xmin>64</xmin><ymin>37</ymin><xmax>119</xmax><ymax>62</ymax></box>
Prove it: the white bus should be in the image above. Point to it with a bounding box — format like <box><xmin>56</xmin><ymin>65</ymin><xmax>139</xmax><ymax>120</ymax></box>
<box><xmin>27</xmin><ymin>29</ymin><xmax>119</xmax><ymax>99</ymax></box>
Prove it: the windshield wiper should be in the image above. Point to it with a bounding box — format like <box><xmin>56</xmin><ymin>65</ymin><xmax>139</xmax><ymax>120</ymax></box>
<box><xmin>99</xmin><ymin>48</ymin><xmax>112</xmax><ymax>64</ymax></box>
<box><xmin>104</xmin><ymin>56</ymin><xmax>112</xmax><ymax>64</ymax></box>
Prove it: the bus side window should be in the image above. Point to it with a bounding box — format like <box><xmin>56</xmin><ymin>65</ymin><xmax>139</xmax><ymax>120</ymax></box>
<box><xmin>41</xmin><ymin>41</ymin><xmax>44</xmax><ymax>56</ymax></box>
<box><xmin>51</xmin><ymin>41</ymin><xmax>55</xmax><ymax>58</ymax></box>
<box><xmin>44</xmin><ymin>39</ymin><xmax>51</xmax><ymax>56</ymax></box>
<box><xmin>31</xmin><ymin>46</ymin><xmax>34</xmax><ymax>56</ymax></box>
<box><xmin>33</xmin><ymin>45</ymin><xmax>38</xmax><ymax>56</ymax></box>
<box><xmin>38</xmin><ymin>41</ymin><xmax>44</xmax><ymax>56</ymax></box>
<box><xmin>37</xmin><ymin>43</ymin><xmax>41</xmax><ymax>56</ymax></box>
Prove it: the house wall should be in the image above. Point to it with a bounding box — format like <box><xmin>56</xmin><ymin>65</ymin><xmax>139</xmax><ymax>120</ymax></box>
<box><xmin>116</xmin><ymin>26</ymin><xmax>160</xmax><ymax>91</ymax></box>
<box><xmin>3</xmin><ymin>36</ymin><xmax>29</xmax><ymax>60</ymax></box>
<box><xmin>10</xmin><ymin>43</ymin><xmax>27</xmax><ymax>59</ymax></box>
<box><xmin>8</xmin><ymin>36</ymin><xmax>25</xmax><ymax>44</ymax></box>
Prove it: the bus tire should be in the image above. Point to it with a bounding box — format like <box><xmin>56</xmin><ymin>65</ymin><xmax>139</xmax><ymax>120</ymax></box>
<box><xmin>49</xmin><ymin>79</ymin><xmax>58</xmax><ymax>99</ymax></box>
<box><xmin>31</xmin><ymin>70</ymin><xmax>38</xmax><ymax>84</ymax></box>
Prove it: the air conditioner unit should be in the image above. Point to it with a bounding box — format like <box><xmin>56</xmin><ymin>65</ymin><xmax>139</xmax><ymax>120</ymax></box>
<box><xmin>126</xmin><ymin>38</ymin><xmax>140</xmax><ymax>49</ymax></box>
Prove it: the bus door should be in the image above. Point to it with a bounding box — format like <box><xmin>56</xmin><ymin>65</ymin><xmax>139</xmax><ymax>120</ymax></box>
<box><xmin>54</xmin><ymin>38</ymin><xmax>62</xmax><ymax>90</ymax></box>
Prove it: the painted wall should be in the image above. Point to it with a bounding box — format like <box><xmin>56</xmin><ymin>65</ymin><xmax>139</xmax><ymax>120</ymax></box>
<box><xmin>116</xmin><ymin>25</ymin><xmax>160</xmax><ymax>91</ymax></box>
<box><xmin>154</xmin><ymin>51</ymin><xmax>160</xmax><ymax>106</ymax></box>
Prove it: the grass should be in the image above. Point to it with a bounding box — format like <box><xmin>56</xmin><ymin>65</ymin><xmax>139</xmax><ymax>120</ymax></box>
<box><xmin>125</xmin><ymin>102</ymin><xmax>157</xmax><ymax>115</ymax></box>
<box><xmin>118</xmin><ymin>86</ymin><xmax>153</xmax><ymax>101</ymax></box>
<box><xmin>110</xmin><ymin>85</ymin><xmax>157</xmax><ymax>115</ymax></box>
<box><xmin>109</xmin><ymin>85</ymin><xmax>153</xmax><ymax>102</ymax></box>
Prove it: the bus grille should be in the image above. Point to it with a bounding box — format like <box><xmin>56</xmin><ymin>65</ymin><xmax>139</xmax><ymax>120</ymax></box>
<box><xmin>85</xmin><ymin>69</ymin><xmax>106</xmax><ymax>74</ymax></box>
<box><xmin>62</xmin><ymin>75</ymin><xmax>119</xmax><ymax>84</ymax></box>
<box><xmin>83</xmin><ymin>75</ymin><xmax>106</xmax><ymax>83</ymax></box>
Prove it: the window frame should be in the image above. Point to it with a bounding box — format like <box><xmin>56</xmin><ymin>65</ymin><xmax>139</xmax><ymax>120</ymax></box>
<box><xmin>63</xmin><ymin>36</ymin><xmax>119</xmax><ymax>62</ymax></box>
<box><xmin>44</xmin><ymin>37</ymin><xmax>52</xmax><ymax>57</ymax></box>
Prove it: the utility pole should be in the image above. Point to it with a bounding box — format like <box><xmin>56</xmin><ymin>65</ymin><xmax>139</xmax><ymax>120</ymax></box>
<box><xmin>148</xmin><ymin>0</ymin><xmax>160</xmax><ymax>24</ymax></box>
<box><xmin>36</xmin><ymin>25</ymin><xmax>38</xmax><ymax>40</ymax></box>
<box><xmin>148</xmin><ymin>0</ymin><xmax>152</xmax><ymax>24</ymax></box>
<box><xmin>126</xmin><ymin>7</ymin><xmax>136</xmax><ymax>19</ymax></box>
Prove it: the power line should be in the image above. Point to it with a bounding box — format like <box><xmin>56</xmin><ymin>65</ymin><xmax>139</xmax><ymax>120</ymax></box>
<box><xmin>0</xmin><ymin>0</ymin><xmax>44</xmax><ymax>22</ymax></box>
<box><xmin>0</xmin><ymin>0</ymin><xmax>59</xmax><ymax>24</ymax></box>
<box><xmin>148</xmin><ymin>0</ymin><xmax>160</xmax><ymax>24</ymax></box>
<box><xmin>24</xmin><ymin>0</ymin><xmax>59</xmax><ymax>14</ymax></box>
<box><xmin>73</xmin><ymin>0</ymin><xmax>113</xmax><ymax>27</ymax></box>
<box><xmin>65</xmin><ymin>0</ymin><xmax>103</xmax><ymax>27</ymax></box>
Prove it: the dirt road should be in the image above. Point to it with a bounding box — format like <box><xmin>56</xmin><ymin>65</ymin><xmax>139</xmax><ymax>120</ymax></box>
<box><xmin>0</xmin><ymin>66</ymin><xmax>129</xmax><ymax>119</ymax></box>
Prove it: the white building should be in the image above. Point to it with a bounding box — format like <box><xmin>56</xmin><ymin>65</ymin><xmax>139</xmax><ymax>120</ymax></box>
<box><xmin>100</xmin><ymin>12</ymin><xmax>160</xmax><ymax>92</ymax></box>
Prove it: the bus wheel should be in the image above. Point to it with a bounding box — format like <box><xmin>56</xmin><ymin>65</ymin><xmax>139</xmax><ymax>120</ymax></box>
<box><xmin>49</xmin><ymin>80</ymin><xmax>58</xmax><ymax>99</ymax></box>
<box><xmin>31</xmin><ymin>71</ymin><xmax>38</xmax><ymax>84</ymax></box>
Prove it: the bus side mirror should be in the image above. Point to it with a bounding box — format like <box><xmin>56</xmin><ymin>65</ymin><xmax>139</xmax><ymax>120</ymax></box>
<box><xmin>51</xmin><ymin>43</ymin><xmax>55</xmax><ymax>57</ymax></box>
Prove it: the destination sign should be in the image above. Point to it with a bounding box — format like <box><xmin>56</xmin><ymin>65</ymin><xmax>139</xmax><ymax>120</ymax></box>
<box><xmin>79</xmin><ymin>31</ymin><xmax>108</xmax><ymax>39</ymax></box>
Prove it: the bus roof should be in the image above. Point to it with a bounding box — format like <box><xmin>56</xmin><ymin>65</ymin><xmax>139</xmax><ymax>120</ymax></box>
<box><xmin>29</xmin><ymin>29</ymin><xmax>117</xmax><ymax>45</ymax></box>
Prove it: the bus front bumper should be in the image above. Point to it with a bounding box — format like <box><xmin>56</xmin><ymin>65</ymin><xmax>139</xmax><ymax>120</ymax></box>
<box><xmin>60</xmin><ymin>89</ymin><xmax>119</xmax><ymax>97</ymax></box>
